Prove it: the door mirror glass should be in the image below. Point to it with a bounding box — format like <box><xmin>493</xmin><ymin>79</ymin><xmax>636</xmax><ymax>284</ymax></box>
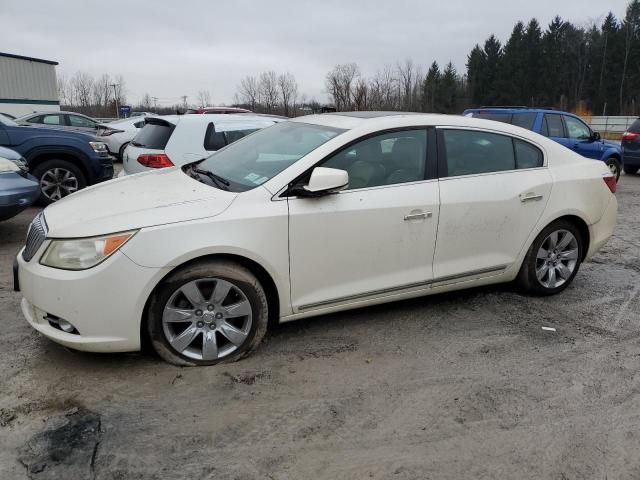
<box><xmin>302</xmin><ymin>167</ymin><xmax>348</xmax><ymax>195</ymax></box>
<box><xmin>591</xmin><ymin>131</ymin><xmax>601</xmax><ymax>141</ymax></box>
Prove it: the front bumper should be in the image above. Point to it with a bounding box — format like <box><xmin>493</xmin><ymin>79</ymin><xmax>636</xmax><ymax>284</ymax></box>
<box><xmin>16</xmin><ymin>244</ymin><xmax>168</xmax><ymax>353</ymax></box>
<box><xmin>0</xmin><ymin>172</ymin><xmax>40</xmax><ymax>221</ymax></box>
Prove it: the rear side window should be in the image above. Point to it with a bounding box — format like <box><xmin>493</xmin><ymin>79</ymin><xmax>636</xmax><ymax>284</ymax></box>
<box><xmin>514</xmin><ymin>139</ymin><xmax>543</xmax><ymax>169</ymax></box>
<box><xmin>43</xmin><ymin>115</ymin><xmax>62</xmax><ymax>125</ymax></box>
<box><xmin>442</xmin><ymin>129</ymin><xmax>515</xmax><ymax>176</ymax></box>
<box><xmin>27</xmin><ymin>115</ymin><xmax>43</xmax><ymax>124</ymax></box>
<box><xmin>542</xmin><ymin>114</ymin><xmax>565</xmax><ymax>137</ymax></box>
<box><xmin>511</xmin><ymin>113</ymin><xmax>537</xmax><ymax>131</ymax></box>
<box><xmin>629</xmin><ymin>119</ymin><xmax>640</xmax><ymax>133</ymax></box>
<box><xmin>473</xmin><ymin>113</ymin><xmax>512</xmax><ymax>123</ymax></box>
<box><xmin>204</xmin><ymin>123</ymin><xmax>227</xmax><ymax>151</ymax></box>
<box><xmin>132</xmin><ymin>122</ymin><xmax>174</xmax><ymax>149</ymax></box>
<box><xmin>69</xmin><ymin>115</ymin><xmax>96</xmax><ymax>128</ymax></box>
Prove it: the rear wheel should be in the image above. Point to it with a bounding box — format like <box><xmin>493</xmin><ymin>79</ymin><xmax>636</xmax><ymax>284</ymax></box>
<box><xmin>147</xmin><ymin>260</ymin><xmax>268</xmax><ymax>366</ymax></box>
<box><xmin>517</xmin><ymin>220</ymin><xmax>583</xmax><ymax>296</ymax></box>
<box><xmin>31</xmin><ymin>159</ymin><xmax>86</xmax><ymax>205</ymax></box>
<box><xmin>605</xmin><ymin>157</ymin><xmax>621</xmax><ymax>181</ymax></box>
<box><xmin>624</xmin><ymin>165</ymin><xmax>639</xmax><ymax>175</ymax></box>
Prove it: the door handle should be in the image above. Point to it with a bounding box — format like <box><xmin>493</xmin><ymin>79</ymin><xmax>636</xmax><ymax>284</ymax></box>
<box><xmin>404</xmin><ymin>211</ymin><xmax>432</xmax><ymax>221</ymax></box>
<box><xmin>519</xmin><ymin>193</ymin><xmax>544</xmax><ymax>203</ymax></box>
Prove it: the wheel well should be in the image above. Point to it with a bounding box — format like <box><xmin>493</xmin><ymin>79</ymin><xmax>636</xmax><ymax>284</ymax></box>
<box><xmin>555</xmin><ymin>215</ymin><xmax>590</xmax><ymax>261</ymax></box>
<box><xmin>606</xmin><ymin>153</ymin><xmax>621</xmax><ymax>161</ymax></box>
<box><xmin>28</xmin><ymin>152</ymin><xmax>89</xmax><ymax>180</ymax></box>
<box><xmin>139</xmin><ymin>254</ymin><xmax>281</xmax><ymax>352</ymax></box>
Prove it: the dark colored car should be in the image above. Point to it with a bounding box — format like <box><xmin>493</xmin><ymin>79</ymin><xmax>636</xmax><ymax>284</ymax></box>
<box><xmin>621</xmin><ymin>118</ymin><xmax>640</xmax><ymax>175</ymax></box>
<box><xmin>0</xmin><ymin>115</ymin><xmax>113</xmax><ymax>204</ymax></box>
<box><xmin>0</xmin><ymin>146</ymin><xmax>39</xmax><ymax>221</ymax></box>
<box><xmin>463</xmin><ymin>107</ymin><xmax>624</xmax><ymax>180</ymax></box>
<box><xmin>185</xmin><ymin>107</ymin><xmax>253</xmax><ymax>114</ymax></box>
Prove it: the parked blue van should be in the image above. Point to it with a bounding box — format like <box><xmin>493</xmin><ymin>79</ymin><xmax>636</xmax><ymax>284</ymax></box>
<box><xmin>463</xmin><ymin>107</ymin><xmax>623</xmax><ymax>180</ymax></box>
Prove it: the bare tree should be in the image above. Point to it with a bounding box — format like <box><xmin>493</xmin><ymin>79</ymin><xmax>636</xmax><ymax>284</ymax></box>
<box><xmin>196</xmin><ymin>90</ymin><xmax>212</xmax><ymax>108</ymax></box>
<box><xmin>353</xmin><ymin>77</ymin><xmax>368</xmax><ymax>110</ymax></box>
<box><xmin>259</xmin><ymin>71</ymin><xmax>280</xmax><ymax>112</ymax></box>
<box><xmin>57</xmin><ymin>74</ymin><xmax>72</xmax><ymax>107</ymax></box>
<box><xmin>140</xmin><ymin>93</ymin><xmax>153</xmax><ymax>110</ymax></box>
<box><xmin>237</xmin><ymin>76</ymin><xmax>259</xmax><ymax>111</ymax></box>
<box><xmin>277</xmin><ymin>72</ymin><xmax>298</xmax><ymax>117</ymax></box>
<box><xmin>396</xmin><ymin>59</ymin><xmax>416</xmax><ymax>110</ymax></box>
<box><xmin>325</xmin><ymin>63</ymin><xmax>360</xmax><ymax>111</ymax></box>
<box><xmin>368</xmin><ymin>66</ymin><xmax>397</xmax><ymax>110</ymax></box>
<box><xmin>70</xmin><ymin>72</ymin><xmax>94</xmax><ymax>110</ymax></box>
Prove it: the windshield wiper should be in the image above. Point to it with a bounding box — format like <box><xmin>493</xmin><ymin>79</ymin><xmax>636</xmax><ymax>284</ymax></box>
<box><xmin>191</xmin><ymin>166</ymin><xmax>230</xmax><ymax>190</ymax></box>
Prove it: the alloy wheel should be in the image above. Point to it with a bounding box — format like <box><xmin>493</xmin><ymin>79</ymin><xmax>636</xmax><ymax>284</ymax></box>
<box><xmin>162</xmin><ymin>278</ymin><xmax>253</xmax><ymax>361</ymax></box>
<box><xmin>535</xmin><ymin>229</ymin><xmax>579</xmax><ymax>289</ymax></box>
<box><xmin>40</xmin><ymin>168</ymin><xmax>79</xmax><ymax>201</ymax></box>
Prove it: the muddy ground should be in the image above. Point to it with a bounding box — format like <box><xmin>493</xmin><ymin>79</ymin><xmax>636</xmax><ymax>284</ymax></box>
<box><xmin>1</xmin><ymin>170</ymin><xmax>639</xmax><ymax>480</ymax></box>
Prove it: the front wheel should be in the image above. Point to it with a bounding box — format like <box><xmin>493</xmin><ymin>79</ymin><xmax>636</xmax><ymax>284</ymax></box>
<box><xmin>517</xmin><ymin>220</ymin><xmax>583</xmax><ymax>296</ymax></box>
<box><xmin>31</xmin><ymin>159</ymin><xmax>87</xmax><ymax>205</ymax></box>
<box><xmin>605</xmin><ymin>157</ymin><xmax>622</xmax><ymax>181</ymax></box>
<box><xmin>147</xmin><ymin>260</ymin><xmax>268</xmax><ymax>366</ymax></box>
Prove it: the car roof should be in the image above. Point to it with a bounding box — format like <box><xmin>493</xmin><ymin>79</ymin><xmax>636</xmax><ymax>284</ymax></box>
<box><xmin>463</xmin><ymin>107</ymin><xmax>571</xmax><ymax>115</ymax></box>
<box><xmin>16</xmin><ymin>111</ymin><xmax>95</xmax><ymax>120</ymax></box>
<box><xmin>143</xmin><ymin>114</ymin><xmax>285</xmax><ymax>128</ymax></box>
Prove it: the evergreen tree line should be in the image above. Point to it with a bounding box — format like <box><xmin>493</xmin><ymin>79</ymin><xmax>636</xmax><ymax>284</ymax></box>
<box><xmin>325</xmin><ymin>1</ymin><xmax>640</xmax><ymax>116</ymax></box>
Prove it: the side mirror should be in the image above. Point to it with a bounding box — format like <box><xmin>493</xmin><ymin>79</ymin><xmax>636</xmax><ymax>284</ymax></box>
<box><xmin>591</xmin><ymin>131</ymin><xmax>601</xmax><ymax>141</ymax></box>
<box><xmin>291</xmin><ymin>167</ymin><xmax>349</xmax><ymax>196</ymax></box>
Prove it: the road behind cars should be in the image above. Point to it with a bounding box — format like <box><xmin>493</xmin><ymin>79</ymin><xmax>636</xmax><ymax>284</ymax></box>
<box><xmin>0</xmin><ymin>175</ymin><xmax>639</xmax><ymax>479</ymax></box>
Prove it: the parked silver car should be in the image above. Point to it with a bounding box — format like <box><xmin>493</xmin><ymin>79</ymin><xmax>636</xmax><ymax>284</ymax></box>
<box><xmin>15</xmin><ymin>111</ymin><xmax>100</xmax><ymax>133</ymax></box>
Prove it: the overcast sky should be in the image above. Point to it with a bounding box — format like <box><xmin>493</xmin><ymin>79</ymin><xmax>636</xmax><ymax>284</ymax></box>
<box><xmin>0</xmin><ymin>0</ymin><xmax>630</xmax><ymax>106</ymax></box>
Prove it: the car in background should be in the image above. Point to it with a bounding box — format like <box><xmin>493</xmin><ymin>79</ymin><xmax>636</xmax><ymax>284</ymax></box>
<box><xmin>185</xmin><ymin>107</ymin><xmax>253</xmax><ymax>114</ymax></box>
<box><xmin>621</xmin><ymin>118</ymin><xmax>640</xmax><ymax>175</ymax></box>
<box><xmin>0</xmin><ymin>146</ymin><xmax>39</xmax><ymax>221</ymax></box>
<box><xmin>96</xmin><ymin>117</ymin><xmax>146</xmax><ymax>160</ymax></box>
<box><xmin>463</xmin><ymin>107</ymin><xmax>623</xmax><ymax>180</ymax></box>
<box><xmin>121</xmin><ymin>114</ymin><xmax>285</xmax><ymax>175</ymax></box>
<box><xmin>130</xmin><ymin>112</ymin><xmax>152</xmax><ymax>117</ymax></box>
<box><xmin>14</xmin><ymin>112</ymin><xmax>617</xmax><ymax>365</ymax></box>
<box><xmin>15</xmin><ymin>111</ymin><xmax>100</xmax><ymax>133</ymax></box>
<box><xmin>0</xmin><ymin>114</ymin><xmax>113</xmax><ymax>204</ymax></box>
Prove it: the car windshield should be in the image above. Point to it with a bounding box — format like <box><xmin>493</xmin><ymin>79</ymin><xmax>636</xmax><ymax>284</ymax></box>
<box><xmin>0</xmin><ymin>114</ymin><xmax>19</xmax><ymax>126</ymax></box>
<box><xmin>195</xmin><ymin>121</ymin><xmax>345</xmax><ymax>192</ymax></box>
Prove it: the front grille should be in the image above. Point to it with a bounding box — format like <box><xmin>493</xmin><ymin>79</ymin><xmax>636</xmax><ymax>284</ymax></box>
<box><xmin>22</xmin><ymin>213</ymin><xmax>48</xmax><ymax>262</ymax></box>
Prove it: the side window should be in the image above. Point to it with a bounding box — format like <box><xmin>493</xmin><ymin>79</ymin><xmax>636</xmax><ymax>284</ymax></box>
<box><xmin>225</xmin><ymin>129</ymin><xmax>258</xmax><ymax>144</ymax></box>
<box><xmin>514</xmin><ymin>139</ymin><xmax>543</xmax><ymax>169</ymax></box>
<box><xmin>134</xmin><ymin>121</ymin><xmax>145</xmax><ymax>128</ymax></box>
<box><xmin>42</xmin><ymin>114</ymin><xmax>62</xmax><ymax>125</ymax></box>
<box><xmin>322</xmin><ymin>129</ymin><xmax>427</xmax><ymax>189</ymax></box>
<box><xmin>564</xmin><ymin>116</ymin><xmax>591</xmax><ymax>140</ymax></box>
<box><xmin>511</xmin><ymin>113</ymin><xmax>537</xmax><ymax>131</ymax></box>
<box><xmin>69</xmin><ymin>115</ymin><xmax>96</xmax><ymax>128</ymax></box>
<box><xmin>203</xmin><ymin>123</ymin><xmax>227</xmax><ymax>151</ymax></box>
<box><xmin>27</xmin><ymin>115</ymin><xmax>43</xmax><ymax>124</ymax></box>
<box><xmin>442</xmin><ymin>129</ymin><xmax>515</xmax><ymax>177</ymax></box>
<box><xmin>474</xmin><ymin>113</ymin><xmax>512</xmax><ymax>123</ymax></box>
<box><xmin>543</xmin><ymin>114</ymin><xmax>565</xmax><ymax>138</ymax></box>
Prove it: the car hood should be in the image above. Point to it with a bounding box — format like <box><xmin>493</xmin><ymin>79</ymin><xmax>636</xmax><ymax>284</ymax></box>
<box><xmin>43</xmin><ymin>167</ymin><xmax>238</xmax><ymax>238</ymax></box>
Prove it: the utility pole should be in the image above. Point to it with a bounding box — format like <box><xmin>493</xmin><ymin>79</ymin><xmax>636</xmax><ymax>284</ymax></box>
<box><xmin>152</xmin><ymin>96</ymin><xmax>158</xmax><ymax>112</ymax></box>
<box><xmin>110</xmin><ymin>83</ymin><xmax>120</xmax><ymax>118</ymax></box>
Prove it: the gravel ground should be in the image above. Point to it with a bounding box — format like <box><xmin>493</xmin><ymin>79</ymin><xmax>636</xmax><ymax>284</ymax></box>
<box><xmin>1</xmin><ymin>171</ymin><xmax>639</xmax><ymax>480</ymax></box>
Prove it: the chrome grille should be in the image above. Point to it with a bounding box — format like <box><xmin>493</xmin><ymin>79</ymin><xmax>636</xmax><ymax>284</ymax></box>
<box><xmin>22</xmin><ymin>213</ymin><xmax>48</xmax><ymax>262</ymax></box>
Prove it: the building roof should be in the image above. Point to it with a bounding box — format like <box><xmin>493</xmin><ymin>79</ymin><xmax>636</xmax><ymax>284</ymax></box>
<box><xmin>0</xmin><ymin>52</ymin><xmax>58</xmax><ymax>66</ymax></box>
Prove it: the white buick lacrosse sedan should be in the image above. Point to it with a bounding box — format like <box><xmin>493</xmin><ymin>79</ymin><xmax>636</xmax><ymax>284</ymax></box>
<box><xmin>15</xmin><ymin>112</ymin><xmax>617</xmax><ymax>366</ymax></box>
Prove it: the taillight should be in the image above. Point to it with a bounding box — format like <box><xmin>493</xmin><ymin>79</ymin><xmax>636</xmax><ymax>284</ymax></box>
<box><xmin>603</xmin><ymin>175</ymin><xmax>617</xmax><ymax>194</ymax></box>
<box><xmin>137</xmin><ymin>153</ymin><xmax>174</xmax><ymax>168</ymax></box>
<box><xmin>622</xmin><ymin>131</ymin><xmax>640</xmax><ymax>141</ymax></box>
<box><xmin>98</xmin><ymin>128</ymin><xmax>124</xmax><ymax>137</ymax></box>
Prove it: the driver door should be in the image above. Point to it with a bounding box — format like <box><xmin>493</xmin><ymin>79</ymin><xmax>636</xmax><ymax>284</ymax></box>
<box><xmin>287</xmin><ymin>128</ymin><xmax>439</xmax><ymax>313</ymax></box>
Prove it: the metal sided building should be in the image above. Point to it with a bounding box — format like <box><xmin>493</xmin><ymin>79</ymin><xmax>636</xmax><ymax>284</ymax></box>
<box><xmin>0</xmin><ymin>52</ymin><xmax>60</xmax><ymax>117</ymax></box>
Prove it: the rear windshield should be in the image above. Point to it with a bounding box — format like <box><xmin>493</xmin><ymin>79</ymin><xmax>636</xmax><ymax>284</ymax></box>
<box><xmin>132</xmin><ymin>122</ymin><xmax>174</xmax><ymax>149</ymax></box>
<box><xmin>629</xmin><ymin>119</ymin><xmax>640</xmax><ymax>133</ymax></box>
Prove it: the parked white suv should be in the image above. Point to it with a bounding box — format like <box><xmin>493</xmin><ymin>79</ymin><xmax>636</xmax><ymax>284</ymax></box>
<box><xmin>121</xmin><ymin>114</ymin><xmax>284</xmax><ymax>175</ymax></box>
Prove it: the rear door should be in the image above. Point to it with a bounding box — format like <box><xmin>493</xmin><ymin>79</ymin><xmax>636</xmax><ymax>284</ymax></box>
<box><xmin>433</xmin><ymin>128</ymin><xmax>552</xmax><ymax>282</ymax></box>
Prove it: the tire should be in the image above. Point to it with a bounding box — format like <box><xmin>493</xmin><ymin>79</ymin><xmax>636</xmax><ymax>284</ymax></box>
<box><xmin>118</xmin><ymin>142</ymin><xmax>129</xmax><ymax>161</ymax></box>
<box><xmin>624</xmin><ymin>164</ymin><xmax>639</xmax><ymax>175</ymax></box>
<box><xmin>516</xmin><ymin>219</ymin><xmax>583</xmax><ymax>296</ymax></box>
<box><xmin>31</xmin><ymin>159</ymin><xmax>87</xmax><ymax>206</ymax></box>
<box><xmin>146</xmin><ymin>260</ymin><xmax>268</xmax><ymax>366</ymax></box>
<box><xmin>605</xmin><ymin>157</ymin><xmax>622</xmax><ymax>181</ymax></box>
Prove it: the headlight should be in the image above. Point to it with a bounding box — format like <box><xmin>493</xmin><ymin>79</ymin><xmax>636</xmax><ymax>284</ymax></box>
<box><xmin>89</xmin><ymin>141</ymin><xmax>108</xmax><ymax>153</ymax></box>
<box><xmin>40</xmin><ymin>230</ymin><xmax>137</xmax><ymax>270</ymax></box>
<box><xmin>0</xmin><ymin>157</ymin><xmax>20</xmax><ymax>172</ymax></box>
